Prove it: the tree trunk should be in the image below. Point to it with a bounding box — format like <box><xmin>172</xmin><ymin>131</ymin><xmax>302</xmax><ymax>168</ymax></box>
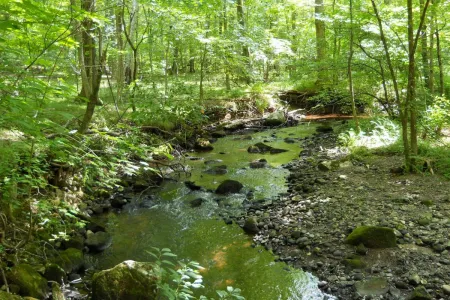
<box><xmin>115</xmin><ymin>1</ymin><xmax>124</xmax><ymax>103</ymax></box>
<box><xmin>237</xmin><ymin>0</ymin><xmax>250</xmax><ymax>84</ymax></box>
<box><xmin>435</xmin><ymin>21</ymin><xmax>444</xmax><ymax>96</ymax></box>
<box><xmin>77</xmin><ymin>0</ymin><xmax>105</xmax><ymax>134</ymax></box>
<box><xmin>428</xmin><ymin>16</ymin><xmax>434</xmax><ymax>93</ymax></box>
<box><xmin>348</xmin><ymin>0</ymin><xmax>359</xmax><ymax>130</ymax></box>
<box><xmin>406</xmin><ymin>0</ymin><xmax>431</xmax><ymax>171</ymax></box>
<box><xmin>371</xmin><ymin>0</ymin><xmax>408</xmax><ymax>167</ymax></box>
<box><xmin>315</xmin><ymin>0</ymin><xmax>327</xmax><ymax>87</ymax></box>
<box><xmin>420</xmin><ymin>0</ymin><xmax>429</xmax><ymax>88</ymax></box>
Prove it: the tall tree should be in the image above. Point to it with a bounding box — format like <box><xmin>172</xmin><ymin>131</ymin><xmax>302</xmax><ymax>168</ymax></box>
<box><xmin>314</xmin><ymin>0</ymin><xmax>327</xmax><ymax>87</ymax></box>
<box><xmin>76</xmin><ymin>0</ymin><xmax>106</xmax><ymax>134</ymax></box>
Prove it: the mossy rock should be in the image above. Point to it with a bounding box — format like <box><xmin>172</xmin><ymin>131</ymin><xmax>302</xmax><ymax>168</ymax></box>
<box><xmin>215</xmin><ymin>180</ymin><xmax>243</xmax><ymax>194</ymax></box>
<box><xmin>52</xmin><ymin>248</ymin><xmax>83</xmax><ymax>273</ymax></box>
<box><xmin>0</xmin><ymin>291</ymin><xmax>23</xmax><ymax>300</ymax></box>
<box><xmin>7</xmin><ymin>264</ymin><xmax>48</xmax><ymax>299</ymax></box>
<box><xmin>417</xmin><ymin>213</ymin><xmax>432</xmax><ymax>226</ymax></box>
<box><xmin>406</xmin><ymin>286</ymin><xmax>432</xmax><ymax>300</ymax></box>
<box><xmin>243</xmin><ymin>217</ymin><xmax>260</xmax><ymax>234</ymax></box>
<box><xmin>44</xmin><ymin>263</ymin><xmax>66</xmax><ymax>283</ymax></box>
<box><xmin>346</xmin><ymin>226</ymin><xmax>396</xmax><ymax>248</ymax></box>
<box><xmin>263</xmin><ymin>111</ymin><xmax>286</xmax><ymax>127</ymax></box>
<box><xmin>85</xmin><ymin>231</ymin><xmax>113</xmax><ymax>252</ymax></box>
<box><xmin>344</xmin><ymin>258</ymin><xmax>366</xmax><ymax>269</ymax></box>
<box><xmin>355</xmin><ymin>277</ymin><xmax>389</xmax><ymax>297</ymax></box>
<box><xmin>91</xmin><ymin>260</ymin><xmax>159</xmax><ymax>300</ymax></box>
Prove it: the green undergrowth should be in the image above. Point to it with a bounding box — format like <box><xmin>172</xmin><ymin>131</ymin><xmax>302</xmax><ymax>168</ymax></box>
<box><xmin>339</xmin><ymin>117</ymin><xmax>450</xmax><ymax>177</ymax></box>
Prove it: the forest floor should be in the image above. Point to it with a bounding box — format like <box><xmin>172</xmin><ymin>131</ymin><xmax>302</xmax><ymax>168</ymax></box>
<box><xmin>238</xmin><ymin>130</ymin><xmax>450</xmax><ymax>300</ymax></box>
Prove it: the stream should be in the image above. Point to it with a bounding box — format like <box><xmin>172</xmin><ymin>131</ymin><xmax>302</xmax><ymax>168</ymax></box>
<box><xmin>88</xmin><ymin>124</ymin><xmax>335</xmax><ymax>300</ymax></box>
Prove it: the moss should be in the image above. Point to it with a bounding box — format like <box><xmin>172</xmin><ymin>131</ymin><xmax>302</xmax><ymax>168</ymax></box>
<box><xmin>344</xmin><ymin>258</ymin><xmax>366</xmax><ymax>269</ymax></box>
<box><xmin>346</xmin><ymin>226</ymin><xmax>396</xmax><ymax>248</ymax></box>
<box><xmin>0</xmin><ymin>291</ymin><xmax>23</xmax><ymax>299</ymax></box>
<box><xmin>52</xmin><ymin>248</ymin><xmax>83</xmax><ymax>273</ymax></box>
<box><xmin>407</xmin><ymin>286</ymin><xmax>432</xmax><ymax>300</ymax></box>
<box><xmin>91</xmin><ymin>261</ymin><xmax>159</xmax><ymax>300</ymax></box>
<box><xmin>8</xmin><ymin>264</ymin><xmax>48</xmax><ymax>299</ymax></box>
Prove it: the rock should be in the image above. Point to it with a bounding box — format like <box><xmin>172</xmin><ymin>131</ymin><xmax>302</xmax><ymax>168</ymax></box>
<box><xmin>243</xmin><ymin>217</ymin><xmax>259</xmax><ymax>234</ymax></box>
<box><xmin>406</xmin><ymin>286</ymin><xmax>432</xmax><ymax>300</ymax></box>
<box><xmin>52</xmin><ymin>248</ymin><xmax>84</xmax><ymax>273</ymax></box>
<box><xmin>190</xmin><ymin>198</ymin><xmax>205</xmax><ymax>208</ymax></box>
<box><xmin>270</xmin><ymin>148</ymin><xmax>289</xmax><ymax>154</ymax></box>
<box><xmin>248</xmin><ymin>142</ymin><xmax>273</xmax><ymax>153</ymax></box>
<box><xmin>250</xmin><ymin>159</ymin><xmax>267</xmax><ymax>169</ymax></box>
<box><xmin>204</xmin><ymin>165</ymin><xmax>227</xmax><ymax>175</ymax></box>
<box><xmin>8</xmin><ymin>264</ymin><xmax>48</xmax><ymax>299</ymax></box>
<box><xmin>442</xmin><ymin>284</ymin><xmax>450</xmax><ymax>295</ymax></box>
<box><xmin>51</xmin><ymin>282</ymin><xmax>65</xmax><ymax>300</ymax></box>
<box><xmin>44</xmin><ymin>263</ymin><xmax>66</xmax><ymax>283</ymax></box>
<box><xmin>91</xmin><ymin>260</ymin><xmax>159</xmax><ymax>300</ymax></box>
<box><xmin>0</xmin><ymin>291</ymin><xmax>22</xmax><ymax>300</ymax></box>
<box><xmin>62</xmin><ymin>235</ymin><xmax>85</xmax><ymax>250</ymax></box>
<box><xmin>247</xmin><ymin>145</ymin><xmax>260</xmax><ymax>153</ymax></box>
<box><xmin>417</xmin><ymin>213</ymin><xmax>432</xmax><ymax>226</ymax></box>
<box><xmin>194</xmin><ymin>138</ymin><xmax>213</xmax><ymax>151</ymax></box>
<box><xmin>215</xmin><ymin>180</ymin><xmax>243</xmax><ymax>194</ymax></box>
<box><xmin>211</xmin><ymin>131</ymin><xmax>227</xmax><ymax>138</ymax></box>
<box><xmin>316</xmin><ymin>124</ymin><xmax>333</xmax><ymax>133</ymax></box>
<box><xmin>409</xmin><ymin>274</ymin><xmax>421</xmax><ymax>286</ymax></box>
<box><xmin>204</xmin><ymin>159</ymin><xmax>223</xmax><ymax>165</ymax></box>
<box><xmin>355</xmin><ymin>277</ymin><xmax>389</xmax><ymax>297</ymax></box>
<box><xmin>356</xmin><ymin>243</ymin><xmax>368</xmax><ymax>255</ymax></box>
<box><xmin>184</xmin><ymin>181</ymin><xmax>202</xmax><ymax>191</ymax></box>
<box><xmin>263</xmin><ymin>111</ymin><xmax>286</xmax><ymax>127</ymax></box>
<box><xmin>318</xmin><ymin>161</ymin><xmax>333</xmax><ymax>171</ymax></box>
<box><xmin>85</xmin><ymin>231</ymin><xmax>113</xmax><ymax>252</ymax></box>
<box><xmin>284</xmin><ymin>138</ymin><xmax>296</xmax><ymax>144</ymax></box>
<box><xmin>111</xmin><ymin>197</ymin><xmax>128</xmax><ymax>208</ymax></box>
<box><xmin>420</xmin><ymin>199</ymin><xmax>434</xmax><ymax>207</ymax></box>
<box><xmin>346</xmin><ymin>226</ymin><xmax>396</xmax><ymax>248</ymax></box>
<box><xmin>344</xmin><ymin>258</ymin><xmax>366</xmax><ymax>269</ymax></box>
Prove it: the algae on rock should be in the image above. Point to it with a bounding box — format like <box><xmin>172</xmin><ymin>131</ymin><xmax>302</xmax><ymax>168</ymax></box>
<box><xmin>346</xmin><ymin>226</ymin><xmax>396</xmax><ymax>248</ymax></box>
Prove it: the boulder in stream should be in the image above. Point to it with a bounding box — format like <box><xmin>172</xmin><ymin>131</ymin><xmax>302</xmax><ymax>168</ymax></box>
<box><xmin>243</xmin><ymin>217</ymin><xmax>260</xmax><ymax>234</ymax></box>
<box><xmin>247</xmin><ymin>143</ymin><xmax>288</xmax><ymax>154</ymax></box>
<box><xmin>263</xmin><ymin>111</ymin><xmax>286</xmax><ymax>127</ymax></box>
<box><xmin>190</xmin><ymin>198</ymin><xmax>205</xmax><ymax>208</ymax></box>
<box><xmin>250</xmin><ymin>159</ymin><xmax>267</xmax><ymax>169</ymax></box>
<box><xmin>7</xmin><ymin>264</ymin><xmax>49</xmax><ymax>299</ymax></box>
<box><xmin>85</xmin><ymin>231</ymin><xmax>113</xmax><ymax>252</ymax></box>
<box><xmin>194</xmin><ymin>138</ymin><xmax>214</xmax><ymax>151</ymax></box>
<box><xmin>92</xmin><ymin>260</ymin><xmax>159</xmax><ymax>300</ymax></box>
<box><xmin>204</xmin><ymin>165</ymin><xmax>228</xmax><ymax>175</ymax></box>
<box><xmin>215</xmin><ymin>180</ymin><xmax>243</xmax><ymax>194</ymax></box>
<box><xmin>346</xmin><ymin>226</ymin><xmax>396</xmax><ymax>248</ymax></box>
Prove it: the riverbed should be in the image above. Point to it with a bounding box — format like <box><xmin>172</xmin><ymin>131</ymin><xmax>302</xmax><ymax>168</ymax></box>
<box><xmin>88</xmin><ymin>124</ymin><xmax>335</xmax><ymax>299</ymax></box>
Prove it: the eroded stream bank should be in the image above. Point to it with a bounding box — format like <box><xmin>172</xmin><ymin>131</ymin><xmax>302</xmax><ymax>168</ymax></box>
<box><xmin>90</xmin><ymin>121</ymin><xmax>450</xmax><ymax>300</ymax></box>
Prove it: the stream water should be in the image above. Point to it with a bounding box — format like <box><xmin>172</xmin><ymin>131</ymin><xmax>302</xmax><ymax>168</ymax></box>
<box><xmin>89</xmin><ymin>124</ymin><xmax>335</xmax><ymax>300</ymax></box>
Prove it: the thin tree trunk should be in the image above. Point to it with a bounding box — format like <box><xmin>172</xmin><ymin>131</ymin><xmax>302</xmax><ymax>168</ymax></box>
<box><xmin>348</xmin><ymin>0</ymin><xmax>359</xmax><ymax>130</ymax></box>
<box><xmin>420</xmin><ymin>0</ymin><xmax>429</xmax><ymax>88</ymax></box>
<box><xmin>77</xmin><ymin>0</ymin><xmax>105</xmax><ymax>134</ymax></box>
<box><xmin>115</xmin><ymin>2</ymin><xmax>124</xmax><ymax>103</ymax></box>
<box><xmin>435</xmin><ymin>22</ymin><xmax>444</xmax><ymax>96</ymax></box>
<box><xmin>199</xmin><ymin>44</ymin><xmax>207</xmax><ymax>102</ymax></box>
<box><xmin>407</xmin><ymin>0</ymin><xmax>431</xmax><ymax>171</ymax></box>
<box><xmin>315</xmin><ymin>0</ymin><xmax>327</xmax><ymax>87</ymax></box>
<box><xmin>428</xmin><ymin>16</ymin><xmax>434</xmax><ymax>93</ymax></box>
<box><xmin>371</xmin><ymin>0</ymin><xmax>408</xmax><ymax>168</ymax></box>
<box><xmin>237</xmin><ymin>0</ymin><xmax>250</xmax><ymax>84</ymax></box>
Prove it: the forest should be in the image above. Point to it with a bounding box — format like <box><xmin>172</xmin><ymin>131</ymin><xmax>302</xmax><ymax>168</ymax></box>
<box><xmin>1</xmin><ymin>0</ymin><xmax>450</xmax><ymax>299</ymax></box>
